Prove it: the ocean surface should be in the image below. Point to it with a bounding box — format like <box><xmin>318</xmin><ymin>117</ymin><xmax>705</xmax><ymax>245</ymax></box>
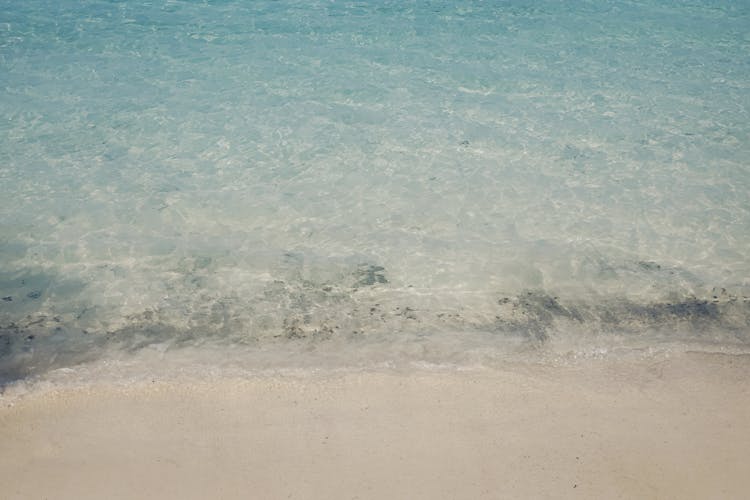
<box><xmin>2</xmin><ymin>0</ymin><xmax>749</xmax><ymax>384</ymax></box>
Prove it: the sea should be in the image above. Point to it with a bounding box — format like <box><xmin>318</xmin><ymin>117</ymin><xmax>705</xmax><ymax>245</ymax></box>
<box><xmin>1</xmin><ymin>0</ymin><xmax>749</xmax><ymax>386</ymax></box>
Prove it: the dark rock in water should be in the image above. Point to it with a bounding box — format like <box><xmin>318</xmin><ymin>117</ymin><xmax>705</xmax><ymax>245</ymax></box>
<box><xmin>637</xmin><ymin>261</ymin><xmax>662</xmax><ymax>271</ymax></box>
<box><xmin>355</xmin><ymin>264</ymin><xmax>388</xmax><ymax>287</ymax></box>
<box><xmin>1</xmin><ymin>296</ymin><xmax>11</xmax><ymax>302</ymax></box>
<box><xmin>0</xmin><ymin>334</ymin><xmax>12</xmax><ymax>356</ymax></box>
<box><xmin>283</xmin><ymin>318</ymin><xmax>305</xmax><ymax>339</ymax></box>
<box><xmin>664</xmin><ymin>299</ymin><xmax>717</xmax><ymax>320</ymax></box>
<box><xmin>399</xmin><ymin>307</ymin><xmax>417</xmax><ymax>320</ymax></box>
<box><xmin>26</xmin><ymin>291</ymin><xmax>41</xmax><ymax>300</ymax></box>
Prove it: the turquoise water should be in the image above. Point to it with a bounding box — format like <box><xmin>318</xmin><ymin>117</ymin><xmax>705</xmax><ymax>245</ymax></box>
<box><xmin>2</xmin><ymin>0</ymin><xmax>750</xmax><ymax>382</ymax></box>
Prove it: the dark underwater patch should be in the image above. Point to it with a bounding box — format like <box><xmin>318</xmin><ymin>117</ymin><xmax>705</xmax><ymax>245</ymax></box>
<box><xmin>2</xmin><ymin>285</ymin><xmax>749</xmax><ymax>385</ymax></box>
<box><xmin>354</xmin><ymin>264</ymin><xmax>388</xmax><ymax>288</ymax></box>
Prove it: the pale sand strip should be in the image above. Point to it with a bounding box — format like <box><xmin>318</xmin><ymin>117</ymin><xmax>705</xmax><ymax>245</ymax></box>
<box><xmin>1</xmin><ymin>353</ymin><xmax>749</xmax><ymax>499</ymax></box>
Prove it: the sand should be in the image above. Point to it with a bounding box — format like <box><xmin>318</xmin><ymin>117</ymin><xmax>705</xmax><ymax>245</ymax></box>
<box><xmin>1</xmin><ymin>352</ymin><xmax>749</xmax><ymax>499</ymax></box>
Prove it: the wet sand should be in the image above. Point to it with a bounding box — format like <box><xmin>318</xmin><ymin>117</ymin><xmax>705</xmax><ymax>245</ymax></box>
<box><xmin>1</xmin><ymin>352</ymin><xmax>749</xmax><ymax>499</ymax></box>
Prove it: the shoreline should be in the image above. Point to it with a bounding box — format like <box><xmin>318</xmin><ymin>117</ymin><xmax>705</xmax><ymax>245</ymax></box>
<box><xmin>1</xmin><ymin>352</ymin><xmax>749</xmax><ymax>499</ymax></box>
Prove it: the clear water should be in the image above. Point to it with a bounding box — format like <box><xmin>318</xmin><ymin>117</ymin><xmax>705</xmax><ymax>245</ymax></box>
<box><xmin>2</xmin><ymin>0</ymin><xmax>750</xmax><ymax>382</ymax></box>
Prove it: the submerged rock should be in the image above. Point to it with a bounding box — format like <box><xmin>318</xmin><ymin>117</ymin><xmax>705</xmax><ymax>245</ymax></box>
<box><xmin>354</xmin><ymin>264</ymin><xmax>388</xmax><ymax>288</ymax></box>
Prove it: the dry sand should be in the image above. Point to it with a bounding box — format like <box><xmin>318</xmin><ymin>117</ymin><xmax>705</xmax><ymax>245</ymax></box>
<box><xmin>1</xmin><ymin>352</ymin><xmax>749</xmax><ymax>499</ymax></box>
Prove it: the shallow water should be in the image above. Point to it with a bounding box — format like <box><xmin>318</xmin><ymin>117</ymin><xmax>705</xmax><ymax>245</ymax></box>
<box><xmin>1</xmin><ymin>0</ymin><xmax>750</xmax><ymax>383</ymax></box>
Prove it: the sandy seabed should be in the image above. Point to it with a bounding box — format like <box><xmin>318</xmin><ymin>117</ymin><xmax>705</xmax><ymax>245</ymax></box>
<box><xmin>1</xmin><ymin>352</ymin><xmax>748</xmax><ymax>500</ymax></box>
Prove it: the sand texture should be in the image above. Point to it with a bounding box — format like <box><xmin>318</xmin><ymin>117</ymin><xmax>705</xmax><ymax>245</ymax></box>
<box><xmin>1</xmin><ymin>352</ymin><xmax>749</xmax><ymax>499</ymax></box>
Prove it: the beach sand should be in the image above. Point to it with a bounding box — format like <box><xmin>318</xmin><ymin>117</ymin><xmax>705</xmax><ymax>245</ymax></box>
<box><xmin>1</xmin><ymin>352</ymin><xmax>749</xmax><ymax>499</ymax></box>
